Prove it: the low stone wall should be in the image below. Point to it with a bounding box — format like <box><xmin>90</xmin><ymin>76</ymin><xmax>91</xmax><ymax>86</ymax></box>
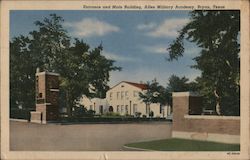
<box><xmin>172</xmin><ymin>92</ymin><xmax>240</xmax><ymax>144</ymax></box>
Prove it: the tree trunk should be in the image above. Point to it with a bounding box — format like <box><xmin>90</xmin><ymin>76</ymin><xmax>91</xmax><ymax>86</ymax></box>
<box><xmin>214</xmin><ymin>89</ymin><xmax>221</xmax><ymax>115</ymax></box>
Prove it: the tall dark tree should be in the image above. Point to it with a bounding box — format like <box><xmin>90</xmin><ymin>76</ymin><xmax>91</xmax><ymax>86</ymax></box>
<box><xmin>167</xmin><ymin>11</ymin><xmax>240</xmax><ymax>116</ymax></box>
<box><xmin>10</xmin><ymin>36</ymin><xmax>35</xmax><ymax>111</ymax></box>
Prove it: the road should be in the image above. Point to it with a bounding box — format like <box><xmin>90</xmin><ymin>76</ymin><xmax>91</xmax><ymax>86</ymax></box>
<box><xmin>10</xmin><ymin>121</ymin><xmax>172</xmax><ymax>151</ymax></box>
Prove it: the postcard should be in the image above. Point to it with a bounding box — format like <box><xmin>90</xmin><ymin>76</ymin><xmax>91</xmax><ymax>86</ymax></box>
<box><xmin>1</xmin><ymin>0</ymin><xmax>249</xmax><ymax>160</ymax></box>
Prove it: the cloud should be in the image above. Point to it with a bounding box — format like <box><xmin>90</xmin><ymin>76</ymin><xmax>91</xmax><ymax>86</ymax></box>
<box><xmin>142</xmin><ymin>45</ymin><xmax>167</xmax><ymax>54</ymax></box>
<box><xmin>146</xmin><ymin>18</ymin><xmax>189</xmax><ymax>38</ymax></box>
<box><xmin>64</xmin><ymin>18</ymin><xmax>120</xmax><ymax>37</ymax></box>
<box><xmin>136</xmin><ymin>22</ymin><xmax>156</xmax><ymax>30</ymax></box>
<box><xmin>102</xmin><ymin>51</ymin><xmax>139</xmax><ymax>62</ymax></box>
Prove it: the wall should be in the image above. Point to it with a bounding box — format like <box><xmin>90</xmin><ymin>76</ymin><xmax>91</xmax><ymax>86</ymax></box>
<box><xmin>172</xmin><ymin>92</ymin><xmax>240</xmax><ymax>144</ymax></box>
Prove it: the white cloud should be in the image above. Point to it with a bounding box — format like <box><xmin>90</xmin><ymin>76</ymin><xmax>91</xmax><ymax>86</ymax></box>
<box><xmin>142</xmin><ymin>45</ymin><xmax>167</xmax><ymax>54</ymax></box>
<box><xmin>147</xmin><ymin>18</ymin><xmax>189</xmax><ymax>38</ymax></box>
<box><xmin>102</xmin><ymin>51</ymin><xmax>139</xmax><ymax>62</ymax></box>
<box><xmin>64</xmin><ymin>18</ymin><xmax>120</xmax><ymax>37</ymax></box>
<box><xmin>137</xmin><ymin>22</ymin><xmax>156</xmax><ymax>30</ymax></box>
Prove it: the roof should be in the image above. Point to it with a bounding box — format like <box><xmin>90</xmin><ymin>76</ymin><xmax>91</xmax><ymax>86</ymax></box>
<box><xmin>110</xmin><ymin>81</ymin><xmax>148</xmax><ymax>90</ymax></box>
<box><xmin>124</xmin><ymin>81</ymin><xmax>148</xmax><ymax>90</ymax></box>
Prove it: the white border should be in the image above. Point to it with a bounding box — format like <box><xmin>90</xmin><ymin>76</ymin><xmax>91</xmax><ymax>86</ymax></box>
<box><xmin>1</xmin><ymin>0</ymin><xmax>249</xmax><ymax>160</ymax></box>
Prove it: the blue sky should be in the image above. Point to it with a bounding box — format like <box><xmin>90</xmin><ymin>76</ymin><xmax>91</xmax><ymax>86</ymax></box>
<box><xmin>10</xmin><ymin>10</ymin><xmax>201</xmax><ymax>87</ymax></box>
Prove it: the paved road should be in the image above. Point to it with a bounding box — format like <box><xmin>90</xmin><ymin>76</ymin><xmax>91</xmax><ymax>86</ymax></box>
<box><xmin>10</xmin><ymin>121</ymin><xmax>172</xmax><ymax>151</ymax></box>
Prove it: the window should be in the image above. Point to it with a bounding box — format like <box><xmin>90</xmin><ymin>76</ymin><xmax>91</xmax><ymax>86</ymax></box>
<box><xmin>121</xmin><ymin>105</ymin><xmax>124</xmax><ymax>113</ymax></box>
<box><xmin>125</xmin><ymin>105</ymin><xmax>128</xmax><ymax>114</ymax></box>
<box><xmin>110</xmin><ymin>92</ymin><xmax>113</xmax><ymax>100</ymax></box>
<box><xmin>133</xmin><ymin>104</ymin><xmax>137</xmax><ymax>114</ymax></box>
<box><xmin>117</xmin><ymin>92</ymin><xmax>120</xmax><ymax>100</ymax></box>
<box><xmin>125</xmin><ymin>91</ymin><xmax>129</xmax><ymax>99</ymax></box>
<box><xmin>133</xmin><ymin>91</ymin><xmax>138</xmax><ymax>97</ymax></box>
<box><xmin>121</xmin><ymin>91</ymin><xmax>124</xmax><ymax>100</ymax></box>
<box><xmin>117</xmin><ymin>105</ymin><xmax>120</xmax><ymax>113</ymax></box>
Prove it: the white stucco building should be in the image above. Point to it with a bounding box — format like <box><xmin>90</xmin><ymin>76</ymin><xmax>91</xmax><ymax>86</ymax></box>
<box><xmin>107</xmin><ymin>81</ymin><xmax>160</xmax><ymax>117</ymax></box>
<box><xmin>81</xmin><ymin>81</ymin><xmax>171</xmax><ymax>118</ymax></box>
<box><xmin>80</xmin><ymin>96</ymin><xmax>109</xmax><ymax>115</ymax></box>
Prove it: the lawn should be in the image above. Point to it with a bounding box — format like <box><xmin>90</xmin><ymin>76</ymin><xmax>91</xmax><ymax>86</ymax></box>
<box><xmin>125</xmin><ymin>138</ymin><xmax>240</xmax><ymax>151</ymax></box>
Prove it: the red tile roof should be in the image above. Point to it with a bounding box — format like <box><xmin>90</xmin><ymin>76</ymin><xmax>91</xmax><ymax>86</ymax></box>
<box><xmin>123</xmin><ymin>81</ymin><xmax>148</xmax><ymax>90</ymax></box>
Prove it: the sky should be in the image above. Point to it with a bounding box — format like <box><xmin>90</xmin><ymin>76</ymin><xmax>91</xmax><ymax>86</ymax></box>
<box><xmin>10</xmin><ymin>10</ymin><xmax>201</xmax><ymax>87</ymax></box>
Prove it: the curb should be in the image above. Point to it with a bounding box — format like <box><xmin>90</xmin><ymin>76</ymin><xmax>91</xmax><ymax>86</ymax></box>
<box><xmin>10</xmin><ymin>118</ymin><xmax>28</xmax><ymax>122</ymax></box>
<box><xmin>122</xmin><ymin>145</ymin><xmax>154</xmax><ymax>151</ymax></box>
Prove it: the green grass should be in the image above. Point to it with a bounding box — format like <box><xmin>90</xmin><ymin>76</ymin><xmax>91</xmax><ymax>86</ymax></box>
<box><xmin>125</xmin><ymin>138</ymin><xmax>240</xmax><ymax>151</ymax></box>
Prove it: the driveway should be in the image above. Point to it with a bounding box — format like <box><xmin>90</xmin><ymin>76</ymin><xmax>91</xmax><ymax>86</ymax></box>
<box><xmin>10</xmin><ymin>121</ymin><xmax>172</xmax><ymax>151</ymax></box>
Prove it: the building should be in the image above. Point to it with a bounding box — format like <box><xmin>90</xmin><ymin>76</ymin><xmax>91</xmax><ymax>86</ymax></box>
<box><xmin>80</xmin><ymin>96</ymin><xmax>109</xmax><ymax>115</ymax></box>
<box><xmin>106</xmin><ymin>81</ymin><xmax>165</xmax><ymax>117</ymax></box>
<box><xmin>81</xmin><ymin>81</ymin><xmax>171</xmax><ymax>118</ymax></box>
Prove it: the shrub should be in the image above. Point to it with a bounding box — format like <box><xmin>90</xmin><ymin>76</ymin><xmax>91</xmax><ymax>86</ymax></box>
<box><xmin>10</xmin><ymin>108</ymin><xmax>31</xmax><ymax>120</ymax></box>
<box><xmin>103</xmin><ymin>112</ymin><xmax>121</xmax><ymax>117</ymax></box>
<box><xmin>135</xmin><ymin>112</ymin><xmax>142</xmax><ymax>118</ymax></box>
<box><xmin>142</xmin><ymin>114</ymin><xmax>147</xmax><ymax>118</ymax></box>
<box><xmin>149</xmin><ymin>111</ymin><xmax>154</xmax><ymax>118</ymax></box>
<box><xmin>72</xmin><ymin>106</ymin><xmax>95</xmax><ymax>118</ymax></box>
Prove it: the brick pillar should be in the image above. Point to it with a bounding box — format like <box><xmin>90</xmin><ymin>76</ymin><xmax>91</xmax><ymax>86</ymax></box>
<box><xmin>30</xmin><ymin>71</ymin><xmax>60</xmax><ymax>124</ymax></box>
<box><xmin>172</xmin><ymin>92</ymin><xmax>202</xmax><ymax>131</ymax></box>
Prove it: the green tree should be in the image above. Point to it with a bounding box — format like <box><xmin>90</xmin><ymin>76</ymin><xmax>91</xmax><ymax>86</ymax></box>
<box><xmin>165</xmin><ymin>74</ymin><xmax>198</xmax><ymax>107</ymax></box>
<box><xmin>166</xmin><ymin>75</ymin><xmax>190</xmax><ymax>92</ymax></box>
<box><xmin>60</xmin><ymin>40</ymin><xmax>121</xmax><ymax>116</ymax></box>
<box><xmin>167</xmin><ymin>11</ymin><xmax>240</xmax><ymax>116</ymax></box>
<box><xmin>139</xmin><ymin>79</ymin><xmax>169</xmax><ymax>116</ymax></box>
<box><xmin>10</xmin><ymin>36</ymin><xmax>35</xmax><ymax>111</ymax></box>
<box><xmin>10</xmin><ymin>14</ymin><xmax>121</xmax><ymax>118</ymax></box>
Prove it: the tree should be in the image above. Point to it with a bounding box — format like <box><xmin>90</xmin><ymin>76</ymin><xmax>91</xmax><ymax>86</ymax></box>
<box><xmin>10</xmin><ymin>36</ymin><xmax>35</xmax><ymax>111</ymax></box>
<box><xmin>167</xmin><ymin>11</ymin><xmax>240</xmax><ymax>116</ymax></box>
<box><xmin>10</xmin><ymin>14</ymin><xmax>121</xmax><ymax>118</ymax></box>
<box><xmin>60</xmin><ymin>39</ymin><xmax>121</xmax><ymax>115</ymax></box>
<box><xmin>166</xmin><ymin>75</ymin><xmax>190</xmax><ymax>92</ymax></box>
<box><xmin>139</xmin><ymin>79</ymin><xmax>168</xmax><ymax>116</ymax></box>
<box><xmin>165</xmin><ymin>75</ymin><xmax>198</xmax><ymax>107</ymax></box>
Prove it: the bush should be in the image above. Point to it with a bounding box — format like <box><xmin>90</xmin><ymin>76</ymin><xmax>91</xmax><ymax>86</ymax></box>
<box><xmin>10</xmin><ymin>108</ymin><xmax>31</xmax><ymax>120</ymax></box>
<box><xmin>135</xmin><ymin>112</ymin><xmax>141</xmax><ymax>118</ymax></box>
<box><xmin>142</xmin><ymin>114</ymin><xmax>147</xmax><ymax>118</ymax></box>
<box><xmin>149</xmin><ymin>111</ymin><xmax>154</xmax><ymax>118</ymax></box>
<box><xmin>103</xmin><ymin>112</ymin><xmax>121</xmax><ymax>117</ymax></box>
<box><xmin>72</xmin><ymin>106</ymin><xmax>95</xmax><ymax>118</ymax></box>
